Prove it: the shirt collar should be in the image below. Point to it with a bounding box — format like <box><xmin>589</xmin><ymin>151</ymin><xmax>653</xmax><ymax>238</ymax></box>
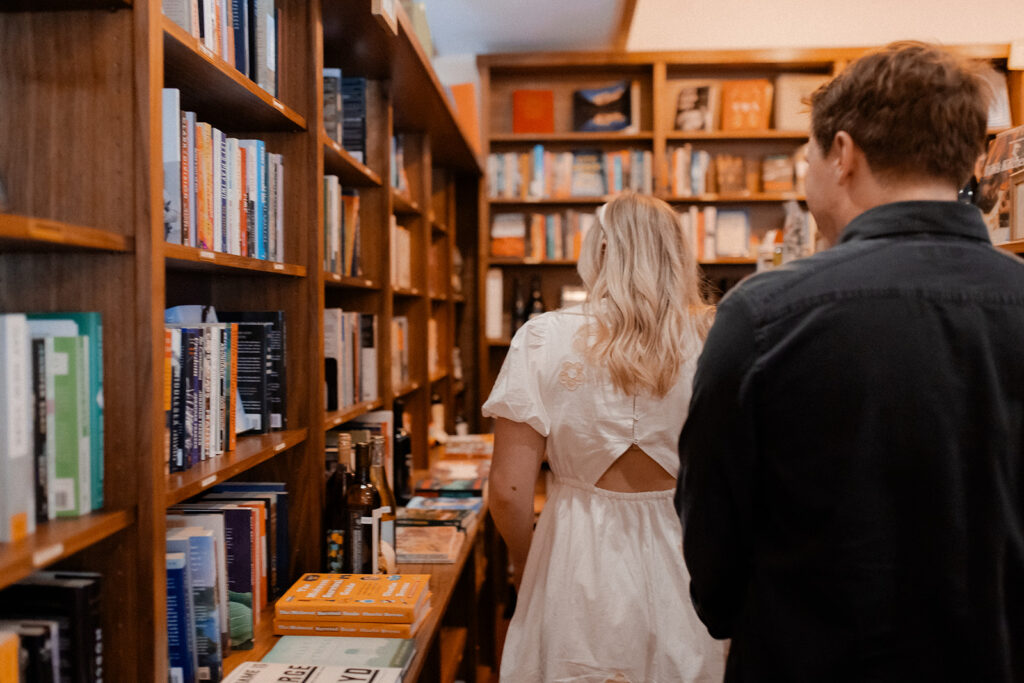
<box><xmin>838</xmin><ymin>200</ymin><xmax>991</xmax><ymax>245</ymax></box>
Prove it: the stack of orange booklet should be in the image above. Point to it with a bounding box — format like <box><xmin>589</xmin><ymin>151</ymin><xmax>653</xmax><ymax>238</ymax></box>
<box><xmin>273</xmin><ymin>573</ymin><xmax>432</xmax><ymax>639</ymax></box>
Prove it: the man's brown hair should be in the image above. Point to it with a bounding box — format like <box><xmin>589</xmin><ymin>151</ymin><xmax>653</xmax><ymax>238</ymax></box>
<box><xmin>810</xmin><ymin>41</ymin><xmax>992</xmax><ymax>187</ymax></box>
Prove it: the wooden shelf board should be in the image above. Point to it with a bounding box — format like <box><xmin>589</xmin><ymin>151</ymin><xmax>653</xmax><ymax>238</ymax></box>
<box><xmin>392</xmin><ymin>189</ymin><xmax>422</xmax><ymax>215</ymax></box>
<box><xmin>429</xmin><ymin>291</ymin><xmax>447</xmax><ymax>301</ymax></box>
<box><xmin>395</xmin><ymin>381</ymin><xmax>421</xmax><ymax>398</ymax></box>
<box><xmin>700</xmin><ymin>257</ymin><xmax>757</xmax><ymax>265</ymax></box>
<box><xmin>440</xmin><ymin>626</ymin><xmax>469</xmax><ymax>683</ymax></box>
<box><xmin>322</xmin><ymin>134</ymin><xmax>383</xmax><ymax>186</ymax></box>
<box><xmin>997</xmin><ymin>239</ymin><xmax>1024</xmax><ymax>255</ymax></box>
<box><xmin>429</xmin><ymin>371</ymin><xmax>449</xmax><ymax>383</ymax></box>
<box><xmin>487</xmin><ymin>338</ymin><xmax>511</xmax><ymax>347</ymax></box>
<box><xmin>322</xmin><ymin>0</ymin><xmax>481</xmax><ymax>173</ymax></box>
<box><xmin>392</xmin><ymin>286</ymin><xmax>424</xmax><ymax>298</ymax></box>
<box><xmin>162</xmin><ymin>17</ymin><xmax>306</xmax><ymax>133</ymax></box>
<box><xmin>431</xmin><ymin>220</ymin><xmax>449</xmax><ymax>235</ymax></box>
<box><xmin>166</xmin><ymin>429</ymin><xmax>309</xmax><ymax>506</ymax></box>
<box><xmin>488</xmin><ymin>258</ymin><xmax>578</xmax><ymax>266</ymax></box>
<box><xmin>0</xmin><ymin>213</ymin><xmax>132</xmax><ymax>252</ymax></box>
<box><xmin>662</xmin><ymin>192</ymin><xmax>806</xmax><ymax>203</ymax></box>
<box><xmin>0</xmin><ymin>509</ymin><xmax>134</xmax><ymax>589</ymax></box>
<box><xmin>0</xmin><ymin>0</ymin><xmax>130</xmax><ymax>9</ymax></box>
<box><xmin>165</xmin><ymin>243</ymin><xmax>307</xmax><ymax>276</ymax></box>
<box><xmin>453</xmin><ymin>381</ymin><xmax>466</xmax><ymax>395</ymax></box>
<box><xmin>323</xmin><ymin>271</ymin><xmax>380</xmax><ymax>289</ymax></box>
<box><xmin>490</xmin><ymin>131</ymin><xmax>655</xmax><ymax>144</ymax></box>
<box><xmin>489</xmin><ymin>196</ymin><xmax>608</xmax><ymax>205</ymax></box>
<box><xmin>452</xmin><ymin>294</ymin><xmax>466</xmax><ymax>304</ymax></box>
<box><xmin>665</xmin><ymin>130</ymin><xmax>810</xmax><ymax>141</ymax></box>
<box><xmin>222</xmin><ymin>604</ymin><xmax>276</xmax><ymax>675</ymax></box>
<box><xmin>324</xmin><ymin>399</ymin><xmax>385</xmax><ymax>430</ymax></box>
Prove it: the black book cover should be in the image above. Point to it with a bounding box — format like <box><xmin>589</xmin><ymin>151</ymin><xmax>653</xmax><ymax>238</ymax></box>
<box><xmin>218</xmin><ymin>312</ymin><xmax>286</xmax><ymax>430</ymax></box>
<box><xmin>232</xmin><ymin>322</ymin><xmax>271</xmax><ymax>434</ymax></box>
<box><xmin>31</xmin><ymin>338</ymin><xmax>48</xmax><ymax>521</ymax></box>
<box><xmin>169</xmin><ymin>330</ymin><xmax>185</xmax><ymax>472</ymax></box>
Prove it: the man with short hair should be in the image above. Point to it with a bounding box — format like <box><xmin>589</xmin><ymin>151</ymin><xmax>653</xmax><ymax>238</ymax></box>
<box><xmin>677</xmin><ymin>42</ymin><xmax>1024</xmax><ymax>681</ymax></box>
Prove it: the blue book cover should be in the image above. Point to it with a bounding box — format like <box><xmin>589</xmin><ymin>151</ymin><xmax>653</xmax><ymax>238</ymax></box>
<box><xmin>28</xmin><ymin>313</ymin><xmax>103</xmax><ymax>510</ymax></box>
<box><xmin>210</xmin><ymin>482</ymin><xmax>289</xmax><ymax>597</ymax></box>
<box><xmin>166</xmin><ymin>552</ymin><xmax>198</xmax><ymax>683</ymax></box>
<box><xmin>258</xmin><ymin>140</ymin><xmax>268</xmax><ymax>260</ymax></box>
<box><xmin>231</xmin><ymin>0</ymin><xmax>250</xmax><ymax>77</ymax></box>
<box><xmin>169</xmin><ymin>528</ymin><xmax>225</xmax><ymax>682</ymax></box>
<box><xmin>530</xmin><ymin>143</ymin><xmax>544</xmax><ymax>198</ymax></box>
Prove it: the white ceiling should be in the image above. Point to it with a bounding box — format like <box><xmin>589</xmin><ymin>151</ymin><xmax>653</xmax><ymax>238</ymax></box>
<box><xmin>422</xmin><ymin>0</ymin><xmax>624</xmax><ymax>56</ymax></box>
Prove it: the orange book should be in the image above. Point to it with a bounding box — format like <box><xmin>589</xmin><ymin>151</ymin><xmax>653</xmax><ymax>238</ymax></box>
<box><xmin>449</xmin><ymin>82</ymin><xmax>481</xmax><ymax>154</ymax></box>
<box><xmin>512</xmin><ymin>89</ymin><xmax>555</xmax><ymax>134</ymax></box>
<box><xmin>275</xmin><ymin>573</ymin><xmax>431</xmax><ymax>623</ymax></box>
<box><xmin>195</xmin><ymin>121</ymin><xmax>215</xmax><ymax>249</ymax></box>
<box><xmin>720</xmin><ymin>79</ymin><xmax>774</xmax><ymax>131</ymax></box>
<box><xmin>273</xmin><ymin>599</ymin><xmax>432</xmax><ymax>639</ymax></box>
<box><xmin>238</xmin><ymin>146</ymin><xmax>248</xmax><ymax>256</ymax></box>
<box><xmin>0</xmin><ymin>631</ymin><xmax>17</xmax><ymax>682</ymax></box>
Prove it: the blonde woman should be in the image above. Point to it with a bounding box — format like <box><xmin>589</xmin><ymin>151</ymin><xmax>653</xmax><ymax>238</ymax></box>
<box><xmin>483</xmin><ymin>192</ymin><xmax>725</xmax><ymax>682</ymax></box>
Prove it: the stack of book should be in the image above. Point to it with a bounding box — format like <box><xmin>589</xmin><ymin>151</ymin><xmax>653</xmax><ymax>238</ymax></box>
<box><xmin>162</xmin><ymin>89</ymin><xmax>285</xmax><ymax>261</ymax></box>
<box><xmin>341</xmin><ymin>77</ymin><xmax>368</xmax><ymax>163</ymax></box>
<box><xmin>487</xmin><ymin>146</ymin><xmax>653</xmax><ymax>199</ymax></box>
<box><xmin>167</xmin><ymin>481</ymin><xmax>291</xmax><ymax>682</ymax></box>
<box><xmin>667</xmin><ymin>144</ymin><xmax>808</xmax><ymax>197</ymax></box>
<box><xmin>0</xmin><ymin>312</ymin><xmax>104</xmax><ymax>543</ymax></box>
<box><xmin>255</xmin><ymin>635</ymin><xmax>415</xmax><ymax>682</ymax></box>
<box><xmin>0</xmin><ymin>571</ymin><xmax>103</xmax><ymax>683</ymax></box>
<box><xmin>274</xmin><ymin>574</ymin><xmax>432</xmax><ymax>639</ymax></box>
<box><xmin>323</xmin><ymin>68</ymin><xmax>343</xmax><ymax>144</ymax></box>
<box><xmin>490</xmin><ymin>209</ymin><xmax>597</xmax><ymax>261</ymax></box>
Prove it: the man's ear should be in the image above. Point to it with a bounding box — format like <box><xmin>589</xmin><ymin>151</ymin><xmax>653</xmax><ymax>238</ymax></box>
<box><xmin>831</xmin><ymin>131</ymin><xmax>860</xmax><ymax>184</ymax></box>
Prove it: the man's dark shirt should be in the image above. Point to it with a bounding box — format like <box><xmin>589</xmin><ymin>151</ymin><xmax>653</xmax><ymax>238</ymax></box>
<box><xmin>678</xmin><ymin>201</ymin><xmax>1024</xmax><ymax>682</ymax></box>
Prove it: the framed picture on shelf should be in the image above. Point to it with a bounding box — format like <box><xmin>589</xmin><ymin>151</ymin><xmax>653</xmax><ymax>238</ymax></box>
<box><xmin>1011</xmin><ymin>169</ymin><xmax>1024</xmax><ymax>241</ymax></box>
<box><xmin>671</xmin><ymin>79</ymin><xmax>719</xmax><ymax>132</ymax></box>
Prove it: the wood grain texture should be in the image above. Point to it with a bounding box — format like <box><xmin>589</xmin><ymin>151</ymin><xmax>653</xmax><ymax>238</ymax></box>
<box><xmin>0</xmin><ymin>213</ymin><xmax>132</xmax><ymax>251</ymax></box>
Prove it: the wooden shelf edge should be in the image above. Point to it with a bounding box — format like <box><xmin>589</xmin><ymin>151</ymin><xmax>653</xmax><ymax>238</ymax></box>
<box><xmin>392</xmin><ymin>286</ymin><xmax>424</xmax><ymax>297</ymax></box>
<box><xmin>161</xmin><ymin>16</ymin><xmax>306</xmax><ymax>131</ymax></box>
<box><xmin>323</xmin><ymin>271</ymin><xmax>380</xmax><ymax>289</ymax></box>
<box><xmin>997</xmin><ymin>239</ymin><xmax>1024</xmax><ymax>255</ymax></box>
<box><xmin>392</xmin><ymin>189</ymin><xmax>422</xmax><ymax>214</ymax></box>
<box><xmin>165</xmin><ymin>429</ymin><xmax>309</xmax><ymax>506</ymax></box>
<box><xmin>439</xmin><ymin>626</ymin><xmax>469</xmax><ymax>683</ymax></box>
<box><xmin>322</xmin><ymin>134</ymin><xmax>383</xmax><ymax>186</ymax></box>
<box><xmin>661</xmin><ymin>192</ymin><xmax>806</xmax><ymax>203</ymax></box>
<box><xmin>429</xmin><ymin>371</ymin><xmax>449</xmax><ymax>383</ymax></box>
<box><xmin>491</xmin><ymin>131</ymin><xmax>655</xmax><ymax>143</ymax></box>
<box><xmin>700</xmin><ymin>258</ymin><xmax>757</xmax><ymax>265</ymax></box>
<box><xmin>665</xmin><ymin>130</ymin><xmax>810</xmax><ymax>140</ymax></box>
<box><xmin>486</xmin><ymin>338</ymin><xmax>511</xmax><ymax>347</ymax></box>
<box><xmin>0</xmin><ymin>0</ymin><xmax>131</xmax><ymax>9</ymax></box>
<box><xmin>222</xmin><ymin>604</ymin><xmax>276</xmax><ymax>675</ymax></box>
<box><xmin>165</xmin><ymin>243</ymin><xmax>307</xmax><ymax>276</ymax></box>
<box><xmin>0</xmin><ymin>509</ymin><xmax>134</xmax><ymax>588</ymax></box>
<box><xmin>324</xmin><ymin>399</ymin><xmax>385</xmax><ymax>430</ymax></box>
<box><xmin>394</xmin><ymin>381</ymin><xmax>421</xmax><ymax>397</ymax></box>
<box><xmin>489</xmin><ymin>196</ymin><xmax>607</xmax><ymax>205</ymax></box>
<box><xmin>488</xmin><ymin>257</ymin><xmax>578</xmax><ymax>266</ymax></box>
<box><xmin>0</xmin><ymin>213</ymin><xmax>132</xmax><ymax>252</ymax></box>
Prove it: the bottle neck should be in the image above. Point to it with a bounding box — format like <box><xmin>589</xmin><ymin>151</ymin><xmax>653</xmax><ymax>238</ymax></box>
<box><xmin>354</xmin><ymin>445</ymin><xmax>372</xmax><ymax>484</ymax></box>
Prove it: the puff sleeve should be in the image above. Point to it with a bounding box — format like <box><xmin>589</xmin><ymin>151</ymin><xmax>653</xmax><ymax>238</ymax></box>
<box><xmin>481</xmin><ymin>316</ymin><xmax>551</xmax><ymax>436</ymax></box>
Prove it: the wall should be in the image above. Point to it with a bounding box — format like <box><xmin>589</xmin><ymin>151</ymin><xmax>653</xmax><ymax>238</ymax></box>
<box><xmin>627</xmin><ymin>0</ymin><xmax>1024</xmax><ymax>51</ymax></box>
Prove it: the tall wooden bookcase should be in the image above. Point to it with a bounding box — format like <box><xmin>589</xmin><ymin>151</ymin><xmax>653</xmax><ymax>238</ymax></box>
<box><xmin>0</xmin><ymin>0</ymin><xmax>481</xmax><ymax>679</ymax></box>
<box><xmin>476</xmin><ymin>45</ymin><xmax>1024</xmax><ymax>408</ymax></box>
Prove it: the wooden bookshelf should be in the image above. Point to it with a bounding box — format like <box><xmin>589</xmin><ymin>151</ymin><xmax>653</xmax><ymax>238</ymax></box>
<box><xmin>0</xmin><ymin>0</ymin><xmax>484</xmax><ymax>679</ymax></box>
<box><xmin>997</xmin><ymin>239</ymin><xmax>1024</xmax><ymax>255</ymax></box>
<box><xmin>477</xmin><ymin>44</ymin><xmax>1023</xmax><ymax>415</ymax></box>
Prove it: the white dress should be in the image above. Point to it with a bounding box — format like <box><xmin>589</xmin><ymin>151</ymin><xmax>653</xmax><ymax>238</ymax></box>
<box><xmin>482</xmin><ymin>306</ymin><xmax>725</xmax><ymax>683</ymax></box>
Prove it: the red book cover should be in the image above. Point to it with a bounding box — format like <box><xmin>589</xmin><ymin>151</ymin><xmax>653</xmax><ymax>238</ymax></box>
<box><xmin>513</xmin><ymin>89</ymin><xmax>555</xmax><ymax>134</ymax></box>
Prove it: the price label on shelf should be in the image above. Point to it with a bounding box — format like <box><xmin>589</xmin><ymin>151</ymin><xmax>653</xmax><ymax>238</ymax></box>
<box><xmin>201</xmin><ymin>475</ymin><xmax>218</xmax><ymax>488</ymax></box>
<box><xmin>199</xmin><ymin>250</ymin><xmax>216</xmax><ymax>261</ymax></box>
<box><xmin>33</xmin><ymin>543</ymin><xmax>64</xmax><ymax>567</ymax></box>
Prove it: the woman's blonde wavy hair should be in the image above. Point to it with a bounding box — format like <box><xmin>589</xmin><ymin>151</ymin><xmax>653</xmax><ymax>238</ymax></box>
<box><xmin>576</xmin><ymin>192</ymin><xmax>713</xmax><ymax>398</ymax></box>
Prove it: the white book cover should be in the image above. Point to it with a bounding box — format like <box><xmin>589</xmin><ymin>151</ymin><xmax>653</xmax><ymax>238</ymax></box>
<box><xmin>162</xmin><ymin>88</ymin><xmax>183</xmax><ymax>245</ymax></box>
<box><xmin>485</xmin><ymin>268</ymin><xmax>503</xmax><ymax>339</ymax></box>
<box><xmin>223</xmin><ymin>662</ymin><xmax>402</xmax><ymax>683</ymax></box>
<box><xmin>359</xmin><ymin>314</ymin><xmax>378</xmax><ymax>403</ymax></box>
<box><xmin>227</xmin><ymin>137</ymin><xmax>241</xmax><ymax>256</ymax></box>
<box><xmin>0</xmin><ymin>314</ymin><xmax>35</xmax><ymax>542</ymax></box>
<box><xmin>202</xmin><ymin>0</ymin><xmax>217</xmax><ymax>52</ymax></box>
<box><xmin>162</xmin><ymin>0</ymin><xmax>192</xmax><ymax>32</ymax></box>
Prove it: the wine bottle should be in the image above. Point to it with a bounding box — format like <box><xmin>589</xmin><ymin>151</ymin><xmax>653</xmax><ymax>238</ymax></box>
<box><xmin>392</xmin><ymin>399</ymin><xmax>413</xmax><ymax>507</ymax></box>
<box><xmin>370</xmin><ymin>435</ymin><xmax>398</xmax><ymax>573</ymax></box>
<box><xmin>428</xmin><ymin>393</ymin><xmax>446</xmax><ymax>446</ymax></box>
<box><xmin>527</xmin><ymin>277</ymin><xmax>546</xmax><ymax>320</ymax></box>
<box><xmin>344</xmin><ymin>441</ymin><xmax>382</xmax><ymax>573</ymax></box>
<box><xmin>323</xmin><ymin>432</ymin><xmax>352</xmax><ymax>572</ymax></box>
<box><xmin>512</xmin><ymin>277</ymin><xmax>527</xmax><ymax>334</ymax></box>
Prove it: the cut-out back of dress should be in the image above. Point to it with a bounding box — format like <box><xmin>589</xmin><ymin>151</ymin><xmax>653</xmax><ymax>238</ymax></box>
<box><xmin>594</xmin><ymin>444</ymin><xmax>676</xmax><ymax>493</ymax></box>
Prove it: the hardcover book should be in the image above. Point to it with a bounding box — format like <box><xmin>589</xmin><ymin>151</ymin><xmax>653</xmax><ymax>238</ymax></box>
<box><xmin>218</xmin><ymin>311</ymin><xmax>286</xmax><ymax>430</ymax></box>
<box><xmin>272</xmin><ymin>603</ymin><xmax>430</xmax><ymax>640</ymax></box>
<box><xmin>672</xmin><ymin>80</ymin><xmax>719</xmax><ymax>132</ymax></box>
<box><xmin>396</xmin><ymin>507</ymin><xmax>477</xmax><ymax>532</ymax></box>
<box><xmin>720</xmin><ymin>79</ymin><xmax>773</xmax><ymax>131</ymax></box>
<box><xmin>773</xmin><ymin>73</ymin><xmax>830</xmax><ymax>132</ymax></box>
<box><xmin>166</xmin><ymin>551</ymin><xmax>199</xmax><ymax>683</ymax></box>
<box><xmin>405</xmin><ymin>495</ymin><xmax>483</xmax><ymax>515</ymax></box>
<box><xmin>395</xmin><ymin>525</ymin><xmax>461</xmax><ymax>563</ymax></box>
<box><xmin>162</xmin><ymin>88</ymin><xmax>184</xmax><ymax>244</ymax></box>
<box><xmin>275</xmin><ymin>574</ymin><xmax>430</xmax><ymax>623</ymax></box>
<box><xmin>223</xmin><ymin>662</ymin><xmax>403</xmax><ymax>683</ymax></box>
<box><xmin>262</xmin><ymin>635</ymin><xmax>415</xmax><ymax>669</ymax></box>
<box><xmin>572</xmin><ymin>80</ymin><xmax>635</xmax><ymax>133</ymax></box>
<box><xmin>167</xmin><ymin>526</ymin><xmax>225</xmax><ymax>682</ymax></box>
<box><xmin>512</xmin><ymin>89</ymin><xmax>555</xmax><ymax>134</ymax></box>
<box><xmin>0</xmin><ymin>314</ymin><xmax>33</xmax><ymax>542</ymax></box>
<box><xmin>974</xmin><ymin>125</ymin><xmax>1024</xmax><ymax>243</ymax></box>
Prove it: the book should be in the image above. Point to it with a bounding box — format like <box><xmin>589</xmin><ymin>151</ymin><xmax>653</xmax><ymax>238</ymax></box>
<box><xmin>715</xmin><ymin>209</ymin><xmax>751</xmax><ymax>258</ymax></box>
<box><xmin>232</xmin><ymin>321</ymin><xmax>272</xmax><ymax>433</ymax></box>
<box><xmin>0</xmin><ymin>314</ymin><xmax>34</xmax><ymax>542</ymax></box>
<box><xmin>208</xmin><ymin>482</ymin><xmax>290</xmax><ymax>599</ymax></box>
<box><xmin>167</xmin><ymin>526</ymin><xmax>225</xmax><ymax>682</ymax></box>
<box><xmin>441</xmin><ymin>433</ymin><xmax>493</xmax><ymax>459</ymax></box>
<box><xmin>570</xmin><ymin>149</ymin><xmax>606</xmax><ymax>196</ymax></box>
<box><xmin>490</xmin><ymin>213</ymin><xmax>527</xmax><ymax>258</ymax></box>
<box><xmin>773</xmin><ymin>73</ymin><xmax>830</xmax><ymax>132</ymax></box>
<box><xmin>672</xmin><ymin>80</ymin><xmax>719</xmax><ymax>132</ymax></box>
<box><xmin>223</xmin><ymin>662</ymin><xmax>403</xmax><ymax>683</ymax></box>
<box><xmin>413</xmin><ymin>459</ymin><xmax>490</xmax><ymax>498</ymax></box>
<box><xmin>163</xmin><ymin>88</ymin><xmax>184</xmax><ymax>244</ymax></box>
<box><xmin>405</xmin><ymin>496</ymin><xmax>483</xmax><ymax>515</ymax></box>
<box><xmin>719</xmin><ymin>79</ymin><xmax>773</xmax><ymax>131</ymax></box>
<box><xmin>395</xmin><ymin>525</ymin><xmax>461</xmax><ymax>563</ymax></box>
<box><xmin>396</xmin><ymin>507</ymin><xmax>477</xmax><ymax>532</ymax></box>
<box><xmin>0</xmin><ymin>630</ymin><xmax>16</xmax><ymax>683</ymax></box>
<box><xmin>262</xmin><ymin>635</ymin><xmax>415</xmax><ymax>669</ymax></box>
<box><xmin>323</xmin><ymin>68</ymin><xmax>343</xmax><ymax>143</ymax></box>
<box><xmin>0</xmin><ymin>619</ymin><xmax>59</xmax><ymax>683</ymax></box>
<box><xmin>31</xmin><ymin>337</ymin><xmax>54</xmax><ymax>522</ymax></box>
<box><xmin>974</xmin><ymin>125</ymin><xmax>1024</xmax><ymax>243</ymax></box>
<box><xmin>166</xmin><ymin>551</ymin><xmax>199</xmax><ymax>683</ymax></box>
<box><xmin>0</xmin><ymin>570</ymin><xmax>103</xmax><ymax>683</ymax></box>
<box><xmin>761</xmin><ymin>154</ymin><xmax>795</xmax><ymax>192</ymax></box>
<box><xmin>572</xmin><ymin>80</ymin><xmax>635</xmax><ymax>133</ymax></box>
<box><xmin>218</xmin><ymin>311</ymin><xmax>286</xmax><ymax>430</ymax></box>
<box><xmin>449</xmin><ymin>81</ymin><xmax>481</xmax><ymax>152</ymax></box>
<box><xmin>275</xmin><ymin>574</ymin><xmax>431</xmax><ymax>623</ymax></box>
<box><xmin>272</xmin><ymin>603</ymin><xmax>430</xmax><ymax>640</ymax></box>
<box><xmin>512</xmin><ymin>89</ymin><xmax>555</xmax><ymax>134</ymax></box>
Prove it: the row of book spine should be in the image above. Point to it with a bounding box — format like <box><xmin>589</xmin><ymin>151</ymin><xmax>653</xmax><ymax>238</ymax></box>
<box><xmin>668</xmin><ymin>143</ymin><xmax>808</xmax><ymax>197</ymax></box>
<box><xmin>323</xmin><ymin>180</ymin><xmax>361</xmax><ymax>277</ymax></box>
<box><xmin>0</xmin><ymin>570</ymin><xmax>103</xmax><ymax>683</ymax></box>
<box><xmin>322</xmin><ymin>73</ymin><xmax>368</xmax><ymax>162</ymax></box>
<box><xmin>0</xmin><ymin>312</ymin><xmax>103</xmax><ymax>543</ymax></box>
<box><xmin>390</xmin><ymin>217</ymin><xmax>412</xmax><ymax>290</ymax></box>
<box><xmin>166</xmin><ymin>482</ymin><xmax>290</xmax><ymax>683</ymax></box>
<box><xmin>164</xmin><ymin>307</ymin><xmax>287</xmax><ymax>474</ymax></box>
<box><xmin>490</xmin><ymin>209</ymin><xmax>598</xmax><ymax>261</ymax></box>
<box><xmin>323</xmin><ymin>310</ymin><xmax>378</xmax><ymax>412</ymax></box>
<box><xmin>162</xmin><ymin>89</ymin><xmax>285</xmax><ymax>261</ymax></box>
<box><xmin>163</xmin><ymin>0</ymin><xmax>279</xmax><ymax>97</ymax></box>
<box><xmin>487</xmin><ymin>146</ymin><xmax>654</xmax><ymax>199</ymax></box>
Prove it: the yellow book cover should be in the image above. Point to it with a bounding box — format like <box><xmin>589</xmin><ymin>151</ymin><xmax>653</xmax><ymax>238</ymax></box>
<box><xmin>273</xmin><ymin>598</ymin><xmax>432</xmax><ymax>639</ymax></box>
<box><xmin>276</xmin><ymin>574</ymin><xmax>431</xmax><ymax>623</ymax></box>
<box><xmin>0</xmin><ymin>630</ymin><xmax>18</xmax><ymax>682</ymax></box>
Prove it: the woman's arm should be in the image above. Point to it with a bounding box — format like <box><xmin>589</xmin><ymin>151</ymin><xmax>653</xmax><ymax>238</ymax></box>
<box><xmin>488</xmin><ymin>417</ymin><xmax>546</xmax><ymax>590</ymax></box>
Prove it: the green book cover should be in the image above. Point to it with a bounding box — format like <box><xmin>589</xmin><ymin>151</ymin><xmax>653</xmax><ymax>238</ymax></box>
<box><xmin>262</xmin><ymin>635</ymin><xmax>415</xmax><ymax>669</ymax></box>
<box><xmin>28</xmin><ymin>313</ymin><xmax>103</xmax><ymax>510</ymax></box>
<box><xmin>49</xmin><ymin>336</ymin><xmax>88</xmax><ymax>517</ymax></box>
